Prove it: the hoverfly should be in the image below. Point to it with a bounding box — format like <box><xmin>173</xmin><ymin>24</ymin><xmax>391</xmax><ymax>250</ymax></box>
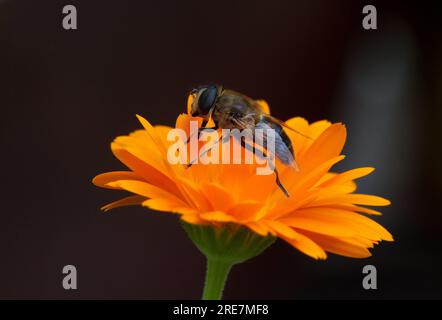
<box><xmin>188</xmin><ymin>84</ymin><xmax>309</xmax><ymax>197</ymax></box>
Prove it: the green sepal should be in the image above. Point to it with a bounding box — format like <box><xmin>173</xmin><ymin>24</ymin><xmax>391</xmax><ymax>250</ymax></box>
<box><xmin>181</xmin><ymin>222</ymin><xmax>276</xmax><ymax>300</ymax></box>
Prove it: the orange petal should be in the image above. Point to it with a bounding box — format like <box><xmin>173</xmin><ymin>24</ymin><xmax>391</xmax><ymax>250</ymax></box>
<box><xmin>108</xmin><ymin>180</ymin><xmax>188</xmax><ymax>208</ymax></box>
<box><xmin>322</xmin><ymin>167</ymin><xmax>375</xmax><ymax>187</ymax></box>
<box><xmin>266</xmin><ymin>155</ymin><xmax>346</xmax><ymax>217</ymax></box>
<box><xmin>176</xmin><ymin>177</ymin><xmax>212</xmax><ymax>211</ymax></box>
<box><xmin>142</xmin><ymin>198</ymin><xmax>194</xmax><ymax>214</ymax></box>
<box><xmin>111</xmin><ymin>143</ymin><xmax>180</xmax><ymax>196</ymax></box>
<box><xmin>228</xmin><ymin>201</ymin><xmax>264</xmax><ymax>221</ymax></box>
<box><xmin>314</xmin><ymin>172</ymin><xmax>336</xmax><ymax>186</ymax></box>
<box><xmin>329</xmin><ymin>204</ymin><xmax>382</xmax><ymax>216</ymax></box>
<box><xmin>93</xmin><ymin>171</ymin><xmax>144</xmax><ymax>189</ymax></box>
<box><xmin>284</xmin><ymin>117</ymin><xmax>310</xmax><ymax>156</ymax></box>
<box><xmin>312</xmin><ymin>193</ymin><xmax>391</xmax><ymax>207</ymax></box>
<box><xmin>101</xmin><ymin>195</ymin><xmax>146</xmax><ymax>212</ymax></box>
<box><xmin>299</xmin><ymin>231</ymin><xmax>373</xmax><ymax>258</ymax></box>
<box><xmin>256</xmin><ymin>100</ymin><xmax>271</xmax><ymax>114</ymax></box>
<box><xmin>199</xmin><ymin>211</ymin><xmax>236</xmax><ymax>222</ymax></box>
<box><xmin>154</xmin><ymin>125</ymin><xmax>177</xmax><ymax>149</ymax></box>
<box><xmin>282</xmin><ymin>232</ymin><xmax>327</xmax><ymax>260</ymax></box>
<box><xmin>201</xmin><ymin>182</ymin><xmax>236</xmax><ymax>211</ymax></box>
<box><xmin>262</xmin><ymin>220</ymin><xmax>300</xmax><ymax>240</ymax></box>
<box><xmin>245</xmin><ymin>222</ymin><xmax>270</xmax><ymax>237</ymax></box>
<box><xmin>289</xmin><ymin>155</ymin><xmax>346</xmax><ymax>193</ymax></box>
<box><xmin>112</xmin><ymin>133</ymin><xmax>164</xmax><ymax>169</ymax></box>
<box><xmin>281</xmin><ymin>184</ymin><xmax>357</xmax><ymax>213</ymax></box>
<box><xmin>301</xmin><ymin>123</ymin><xmax>346</xmax><ymax>169</ymax></box>
<box><xmin>279</xmin><ymin>216</ymin><xmax>357</xmax><ymax>237</ymax></box>
<box><xmin>181</xmin><ymin>214</ymin><xmax>207</xmax><ymax>225</ymax></box>
<box><xmin>176</xmin><ymin>113</ymin><xmax>202</xmax><ymax>134</ymax></box>
<box><xmin>313</xmin><ymin>185</ymin><xmax>357</xmax><ymax>198</ymax></box>
<box><xmin>292</xmin><ymin>207</ymin><xmax>393</xmax><ymax>241</ymax></box>
<box><xmin>187</xmin><ymin>94</ymin><xmax>194</xmax><ymax>114</ymax></box>
<box><xmin>135</xmin><ymin>114</ymin><xmax>168</xmax><ymax>154</ymax></box>
<box><xmin>308</xmin><ymin>120</ymin><xmax>332</xmax><ymax>138</ymax></box>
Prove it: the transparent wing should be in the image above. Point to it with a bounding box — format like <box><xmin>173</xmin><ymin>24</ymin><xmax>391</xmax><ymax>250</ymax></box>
<box><xmin>254</xmin><ymin>121</ymin><xmax>299</xmax><ymax>170</ymax></box>
<box><xmin>261</xmin><ymin>114</ymin><xmax>312</xmax><ymax>140</ymax></box>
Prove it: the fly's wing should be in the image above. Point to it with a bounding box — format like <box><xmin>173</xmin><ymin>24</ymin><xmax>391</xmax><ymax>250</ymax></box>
<box><xmin>255</xmin><ymin>120</ymin><xmax>299</xmax><ymax>170</ymax></box>
<box><xmin>229</xmin><ymin>112</ymin><xmax>256</xmax><ymax>129</ymax></box>
<box><xmin>222</xmin><ymin>99</ymin><xmax>301</xmax><ymax>169</ymax></box>
<box><xmin>249</xmin><ymin>99</ymin><xmax>311</xmax><ymax>139</ymax></box>
<box><xmin>261</xmin><ymin>114</ymin><xmax>311</xmax><ymax>140</ymax></box>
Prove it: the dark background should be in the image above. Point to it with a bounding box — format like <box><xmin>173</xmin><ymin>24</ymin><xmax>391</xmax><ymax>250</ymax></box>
<box><xmin>0</xmin><ymin>0</ymin><xmax>441</xmax><ymax>299</ymax></box>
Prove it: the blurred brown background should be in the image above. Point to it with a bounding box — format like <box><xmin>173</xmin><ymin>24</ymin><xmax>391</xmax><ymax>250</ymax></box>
<box><xmin>0</xmin><ymin>0</ymin><xmax>441</xmax><ymax>299</ymax></box>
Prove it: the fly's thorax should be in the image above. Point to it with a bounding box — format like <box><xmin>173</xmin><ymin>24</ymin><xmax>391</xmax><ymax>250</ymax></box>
<box><xmin>212</xmin><ymin>109</ymin><xmax>235</xmax><ymax>129</ymax></box>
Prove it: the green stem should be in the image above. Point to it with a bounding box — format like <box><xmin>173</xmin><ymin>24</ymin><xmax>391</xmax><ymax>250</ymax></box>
<box><xmin>202</xmin><ymin>258</ymin><xmax>233</xmax><ymax>300</ymax></box>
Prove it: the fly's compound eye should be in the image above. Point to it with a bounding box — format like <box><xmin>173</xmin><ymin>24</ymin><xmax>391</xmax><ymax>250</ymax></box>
<box><xmin>198</xmin><ymin>85</ymin><xmax>218</xmax><ymax>114</ymax></box>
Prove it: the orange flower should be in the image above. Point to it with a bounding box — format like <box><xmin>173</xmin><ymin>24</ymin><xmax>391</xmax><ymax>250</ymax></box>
<box><xmin>93</xmin><ymin>101</ymin><xmax>393</xmax><ymax>260</ymax></box>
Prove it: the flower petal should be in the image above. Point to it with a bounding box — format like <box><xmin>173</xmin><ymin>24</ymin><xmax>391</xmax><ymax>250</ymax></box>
<box><xmin>111</xmin><ymin>143</ymin><xmax>180</xmax><ymax>196</ymax></box>
<box><xmin>181</xmin><ymin>214</ymin><xmax>207</xmax><ymax>225</ymax></box>
<box><xmin>256</xmin><ymin>100</ymin><xmax>271</xmax><ymax>114</ymax></box>
<box><xmin>312</xmin><ymin>193</ymin><xmax>391</xmax><ymax>207</ymax></box>
<box><xmin>308</xmin><ymin>120</ymin><xmax>332</xmax><ymax>138</ymax></box>
<box><xmin>288</xmin><ymin>155</ymin><xmax>346</xmax><ymax>194</ymax></box>
<box><xmin>200</xmin><ymin>182</ymin><xmax>236</xmax><ymax>212</ymax></box>
<box><xmin>262</xmin><ymin>220</ymin><xmax>300</xmax><ymax>240</ymax></box>
<box><xmin>329</xmin><ymin>204</ymin><xmax>382</xmax><ymax>216</ymax></box>
<box><xmin>321</xmin><ymin>167</ymin><xmax>375</xmax><ymax>187</ymax></box>
<box><xmin>300</xmin><ymin>123</ymin><xmax>346</xmax><ymax>169</ymax></box>
<box><xmin>92</xmin><ymin>171</ymin><xmax>144</xmax><ymax>189</ymax></box>
<box><xmin>279</xmin><ymin>216</ymin><xmax>357</xmax><ymax>237</ymax></box>
<box><xmin>265</xmin><ymin>155</ymin><xmax>346</xmax><ymax>218</ymax></box>
<box><xmin>228</xmin><ymin>201</ymin><xmax>263</xmax><ymax>221</ymax></box>
<box><xmin>176</xmin><ymin>177</ymin><xmax>212</xmax><ymax>211</ymax></box>
<box><xmin>291</xmin><ymin>207</ymin><xmax>393</xmax><ymax>241</ymax></box>
<box><xmin>282</xmin><ymin>232</ymin><xmax>327</xmax><ymax>260</ymax></box>
<box><xmin>245</xmin><ymin>222</ymin><xmax>270</xmax><ymax>237</ymax></box>
<box><xmin>298</xmin><ymin>231</ymin><xmax>373</xmax><ymax>258</ymax></box>
<box><xmin>187</xmin><ymin>94</ymin><xmax>194</xmax><ymax>114</ymax></box>
<box><xmin>135</xmin><ymin>114</ymin><xmax>168</xmax><ymax>153</ymax></box>
<box><xmin>108</xmin><ymin>180</ymin><xmax>188</xmax><ymax>208</ymax></box>
<box><xmin>284</xmin><ymin>117</ymin><xmax>311</xmax><ymax>156</ymax></box>
<box><xmin>199</xmin><ymin>211</ymin><xmax>236</xmax><ymax>222</ymax></box>
<box><xmin>101</xmin><ymin>195</ymin><xmax>146</xmax><ymax>212</ymax></box>
<box><xmin>142</xmin><ymin>198</ymin><xmax>195</xmax><ymax>214</ymax></box>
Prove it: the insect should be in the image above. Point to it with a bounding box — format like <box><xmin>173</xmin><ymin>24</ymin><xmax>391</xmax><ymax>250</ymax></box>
<box><xmin>188</xmin><ymin>84</ymin><xmax>310</xmax><ymax>197</ymax></box>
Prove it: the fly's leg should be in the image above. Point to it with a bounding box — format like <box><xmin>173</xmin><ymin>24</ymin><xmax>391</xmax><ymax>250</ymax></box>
<box><xmin>184</xmin><ymin>119</ymin><xmax>217</xmax><ymax>145</ymax></box>
<box><xmin>186</xmin><ymin>127</ymin><xmax>226</xmax><ymax>169</ymax></box>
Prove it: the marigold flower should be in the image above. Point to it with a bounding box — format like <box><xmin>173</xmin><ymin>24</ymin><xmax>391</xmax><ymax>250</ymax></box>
<box><xmin>93</xmin><ymin>99</ymin><xmax>393</xmax><ymax>299</ymax></box>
